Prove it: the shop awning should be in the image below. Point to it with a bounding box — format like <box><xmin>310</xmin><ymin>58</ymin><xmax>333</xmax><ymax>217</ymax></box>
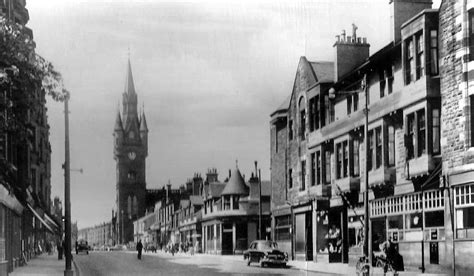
<box><xmin>27</xmin><ymin>204</ymin><xmax>55</xmax><ymax>234</ymax></box>
<box><xmin>44</xmin><ymin>213</ymin><xmax>60</xmax><ymax>231</ymax></box>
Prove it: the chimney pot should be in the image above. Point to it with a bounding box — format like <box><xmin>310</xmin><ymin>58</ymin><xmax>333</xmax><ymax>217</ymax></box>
<box><xmin>341</xmin><ymin>30</ymin><xmax>346</xmax><ymax>41</ymax></box>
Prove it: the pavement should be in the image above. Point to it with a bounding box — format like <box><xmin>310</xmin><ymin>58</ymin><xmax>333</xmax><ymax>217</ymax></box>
<box><xmin>9</xmin><ymin>253</ymin><xmax>79</xmax><ymax>276</ymax></box>
<box><xmin>8</xmin><ymin>250</ymin><xmax>451</xmax><ymax>276</ymax></box>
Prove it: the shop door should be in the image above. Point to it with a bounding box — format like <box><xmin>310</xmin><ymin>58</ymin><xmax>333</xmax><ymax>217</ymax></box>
<box><xmin>222</xmin><ymin>224</ymin><xmax>233</xmax><ymax>255</ymax></box>
<box><xmin>295</xmin><ymin>213</ymin><xmax>306</xmax><ymax>261</ymax></box>
<box><xmin>306</xmin><ymin>212</ymin><xmax>313</xmax><ymax>261</ymax></box>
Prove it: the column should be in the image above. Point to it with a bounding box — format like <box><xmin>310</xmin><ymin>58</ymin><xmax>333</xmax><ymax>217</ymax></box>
<box><xmin>232</xmin><ymin>223</ymin><xmax>236</xmax><ymax>255</ymax></box>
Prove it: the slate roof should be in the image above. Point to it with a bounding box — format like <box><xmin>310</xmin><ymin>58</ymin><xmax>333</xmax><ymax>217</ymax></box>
<box><xmin>309</xmin><ymin>61</ymin><xmax>334</xmax><ymax>83</ymax></box>
<box><xmin>208</xmin><ymin>183</ymin><xmax>226</xmax><ymax>198</ymax></box>
<box><xmin>189</xmin><ymin>195</ymin><xmax>204</xmax><ymax>206</ymax></box>
<box><xmin>221</xmin><ymin>169</ymin><xmax>249</xmax><ymax>196</ymax></box>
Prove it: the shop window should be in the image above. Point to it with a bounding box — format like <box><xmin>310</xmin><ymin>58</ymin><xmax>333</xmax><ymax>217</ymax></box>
<box><xmin>456</xmin><ymin>207</ymin><xmax>474</xmax><ymax>238</ymax></box>
<box><xmin>275</xmin><ymin>215</ymin><xmax>291</xmax><ymax>241</ymax></box>
<box><xmin>430</xmin><ymin>30</ymin><xmax>439</xmax><ymax>75</ymax></box>
<box><xmin>425</xmin><ymin>210</ymin><xmax>444</xmax><ymax>228</ymax></box>
<box><xmin>406</xmin><ymin>213</ymin><xmax>423</xmax><ymax>229</ymax></box>
<box><xmin>388</xmin><ymin>215</ymin><xmax>403</xmax><ymax>230</ymax></box>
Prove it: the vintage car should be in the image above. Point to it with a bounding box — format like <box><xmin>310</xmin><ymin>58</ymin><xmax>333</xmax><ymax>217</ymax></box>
<box><xmin>243</xmin><ymin>240</ymin><xmax>288</xmax><ymax>267</ymax></box>
<box><xmin>75</xmin><ymin>240</ymin><xmax>89</xmax><ymax>255</ymax></box>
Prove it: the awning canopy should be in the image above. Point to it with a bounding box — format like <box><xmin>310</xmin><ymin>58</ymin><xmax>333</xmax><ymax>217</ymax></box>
<box><xmin>27</xmin><ymin>204</ymin><xmax>56</xmax><ymax>234</ymax></box>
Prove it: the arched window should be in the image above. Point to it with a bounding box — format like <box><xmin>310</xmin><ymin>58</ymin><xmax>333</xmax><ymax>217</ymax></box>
<box><xmin>127</xmin><ymin>171</ymin><xmax>136</xmax><ymax>180</ymax></box>
<box><xmin>127</xmin><ymin>196</ymin><xmax>132</xmax><ymax>218</ymax></box>
<box><xmin>128</xmin><ymin>131</ymin><xmax>135</xmax><ymax>139</ymax></box>
<box><xmin>133</xmin><ymin>195</ymin><xmax>138</xmax><ymax>216</ymax></box>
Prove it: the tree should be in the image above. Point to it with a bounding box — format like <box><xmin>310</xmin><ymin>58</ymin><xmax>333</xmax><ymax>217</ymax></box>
<box><xmin>0</xmin><ymin>15</ymin><xmax>68</xmax><ymax>199</ymax></box>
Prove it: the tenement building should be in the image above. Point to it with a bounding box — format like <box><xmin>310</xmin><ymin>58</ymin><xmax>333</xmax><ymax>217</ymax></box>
<box><xmin>270</xmin><ymin>0</ymin><xmax>462</xmax><ymax>273</ymax></box>
<box><xmin>1</xmin><ymin>1</ymin><xmax>60</xmax><ymax>275</ymax></box>
<box><xmin>439</xmin><ymin>0</ymin><xmax>474</xmax><ymax>274</ymax></box>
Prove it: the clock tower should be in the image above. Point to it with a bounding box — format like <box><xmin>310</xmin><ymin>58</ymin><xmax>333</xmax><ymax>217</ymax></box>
<box><xmin>113</xmin><ymin>59</ymin><xmax>148</xmax><ymax>243</ymax></box>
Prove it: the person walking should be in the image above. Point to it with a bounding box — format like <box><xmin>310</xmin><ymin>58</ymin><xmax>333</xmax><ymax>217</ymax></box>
<box><xmin>136</xmin><ymin>240</ymin><xmax>143</xmax><ymax>260</ymax></box>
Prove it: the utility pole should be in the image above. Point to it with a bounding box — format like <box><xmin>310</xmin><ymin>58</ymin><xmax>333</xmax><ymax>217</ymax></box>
<box><xmin>362</xmin><ymin>74</ymin><xmax>371</xmax><ymax>268</ymax></box>
<box><xmin>64</xmin><ymin>96</ymin><xmax>73</xmax><ymax>276</ymax></box>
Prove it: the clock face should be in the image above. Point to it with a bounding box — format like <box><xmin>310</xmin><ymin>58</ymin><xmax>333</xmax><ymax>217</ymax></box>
<box><xmin>128</xmin><ymin>151</ymin><xmax>136</xmax><ymax>160</ymax></box>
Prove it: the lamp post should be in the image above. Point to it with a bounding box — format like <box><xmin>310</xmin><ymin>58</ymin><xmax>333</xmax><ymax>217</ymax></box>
<box><xmin>63</xmin><ymin>96</ymin><xmax>73</xmax><ymax>276</ymax></box>
<box><xmin>329</xmin><ymin>74</ymin><xmax>370</xmax><ymax>267</ymax></box>
<box><xmin>121</xmin><ymin>210</ymin><xmax>124</xmax><ymax>244</ymax></box>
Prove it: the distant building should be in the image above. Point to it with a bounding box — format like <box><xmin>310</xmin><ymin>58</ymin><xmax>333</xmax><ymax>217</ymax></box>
<box><xmin>78</xmin><ymin>222</ymin><xmax>113</xmax><ymax>248</ymax></box>
<box><xmin>201</xmin><ymin>167</ymin><xmax>271</xmax><ymax>255</ymax></box>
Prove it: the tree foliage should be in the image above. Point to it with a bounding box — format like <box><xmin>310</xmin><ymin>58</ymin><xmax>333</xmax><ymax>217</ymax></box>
<box><xmin>0</xmin><ymin>16</ymin><xmax>67</xmax><ymax>195</ymax></box>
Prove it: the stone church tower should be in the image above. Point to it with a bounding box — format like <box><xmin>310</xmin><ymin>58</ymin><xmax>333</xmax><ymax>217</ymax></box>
<box><xmin>113</xmin><ymin>59</ymin><xmax>148</xmax><ymax>243</ymax></box>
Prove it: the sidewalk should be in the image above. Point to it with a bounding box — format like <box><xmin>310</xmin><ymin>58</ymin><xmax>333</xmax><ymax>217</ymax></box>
<box><xmin>9</xmin><ymin>253</ymin><xmax>78</xmax><ymax>276</ymax></box>
<box><xmin>142</xmin><ymin>249</ymin><xmax>450</xmax><ymax>276</ymax></box>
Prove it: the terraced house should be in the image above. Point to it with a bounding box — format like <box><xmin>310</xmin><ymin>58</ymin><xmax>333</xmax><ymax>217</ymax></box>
<box><xmin>269</xmin><ymin>0</ymin><xmax>468</xmax><ymax>274</ymax></box>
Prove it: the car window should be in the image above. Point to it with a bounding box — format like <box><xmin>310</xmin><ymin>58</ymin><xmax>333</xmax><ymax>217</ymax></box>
<box><xmin>256</xmin><ymin>241</ymin><xmax>278</xmax><ymax>250</ymax></box>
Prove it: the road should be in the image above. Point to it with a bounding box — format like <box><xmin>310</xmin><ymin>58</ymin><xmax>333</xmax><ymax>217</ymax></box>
<box><xmin>74</xmin><ymin>251</ymin><xmax>339</xmax><ymax>276</ymax></box>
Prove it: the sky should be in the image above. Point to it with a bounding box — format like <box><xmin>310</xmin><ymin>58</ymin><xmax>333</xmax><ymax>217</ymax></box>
<box><xmin>26</xmin><ymin>0</ymin><xmax>441</xmax><ymax>229</ymax></box>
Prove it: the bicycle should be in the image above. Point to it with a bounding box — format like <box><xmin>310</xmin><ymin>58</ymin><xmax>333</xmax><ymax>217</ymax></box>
<box><xmin>355</xmin><ymin>255</ymin><xmax>370</xmax><ymax>276</ymax></box>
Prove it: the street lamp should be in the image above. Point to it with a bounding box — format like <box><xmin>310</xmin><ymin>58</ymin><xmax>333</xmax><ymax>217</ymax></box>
<box><xmin>121</xmin><ymin>210</ymin><xmax>124</xmax><ymax>244</ymax></box>
<box><xmin>329</xmin><ymin>74</ymin><xmax>370</xmax><ymax>268</ymax></box>
<box><xmin>63</xmin><ymin>95</ymin><xmax>73</xmax><ymax>276</ymax></box>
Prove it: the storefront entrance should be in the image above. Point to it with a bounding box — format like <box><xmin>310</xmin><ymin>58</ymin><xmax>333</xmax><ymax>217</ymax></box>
<box><xmin>222</xmin><ymin>223</ymin><xmax>233</xmax><ymax>255</ymax></box>
<box><xmin>295</xmin><ymin>212</ymin><xmax>313</xmax><ymax>261</ymax></box>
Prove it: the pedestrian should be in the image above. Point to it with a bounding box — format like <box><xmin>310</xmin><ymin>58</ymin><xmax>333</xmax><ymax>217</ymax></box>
<box><xmin>136</xmin><ymin>240</ymin><xmax>143</xmax><ymax>260</ymax></box>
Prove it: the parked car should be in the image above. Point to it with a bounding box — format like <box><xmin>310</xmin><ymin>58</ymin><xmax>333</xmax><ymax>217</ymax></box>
<box><xmin>243</xmin><ymin>240</ymin><xmax>288</xmax><ymax>267</ymax></box>
<box><xmin>75</xmin><ymin>240</ymin><xmax>89</xmax><ymax>255</ymax></box>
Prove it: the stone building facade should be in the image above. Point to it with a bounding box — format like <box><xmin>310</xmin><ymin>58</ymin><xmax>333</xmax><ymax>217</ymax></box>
<box><xmin>270</xmin><ymin>0</ymin><xmax>459</xmax><ymax>273</ymax></box>
<box><xmin>439</xmin><ymin>0</ymin><xmax>474</xmax><ymax>274</ymax></box>
<box><xmin>1</xmin><ymin>1</ymin><xmax>60</xmax><ymax>275</ymax></box>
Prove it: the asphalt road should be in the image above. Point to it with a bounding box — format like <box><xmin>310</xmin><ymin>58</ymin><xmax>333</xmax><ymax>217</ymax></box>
<box><xmin>74</xmin><ymin>251</ymin><xmax>338</xmax><ymax>276</ymax></box>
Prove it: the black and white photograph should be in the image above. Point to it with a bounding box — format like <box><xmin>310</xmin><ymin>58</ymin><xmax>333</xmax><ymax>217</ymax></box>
<box><xmin>2</xmin><ymin>0</ymin><xmax>473</xmax><ymax>275</ymax></box>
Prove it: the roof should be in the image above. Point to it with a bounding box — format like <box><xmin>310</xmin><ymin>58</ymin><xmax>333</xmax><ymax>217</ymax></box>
<box><xmin>189</xmin><ymin>195</ymin><xmax>203</xmax><ymax>206</ymax></box>
<box><xmin>114</xmin><ymin>111</ymin><xmax>123</xmax><ymax>131</ymax></box>
<box><xmin>208</xmin><ymin>183</ymin><xmax>226</xmax><ymax>198</ymax></box>
<box><xmin>221</xmin><ymin>168</ymin><xmax>249</xmax><ymax>196</ymax></box>
<box><xmin>270</xmin><ymin>95</ymin><xmax>291</xmax><ymax>117</ymax></box>
<box><xmin>140</xmin><ymin>112</ymin><xmax>148</xmax><ymax>132</ymax></box>
<box><xmin>309</xmin><ymin>61</ymin><xmax>334</xmax><ymax>83</ymax></box>
<box><xmin>180</xmin><ymin>199</ymin><xmax>190</xmax><ymax>209</ymax></box>
<box><xmin>124</xmin><ymin>59</ymin><xmax>136</xmax><ymax>95</ymax></box>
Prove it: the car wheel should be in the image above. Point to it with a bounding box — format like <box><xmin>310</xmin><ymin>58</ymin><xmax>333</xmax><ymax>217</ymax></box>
<box><xmin>259</xmin><ymin>258</ymin><xmax>265</xmax><ymax>267</ymax></box>
<box><xmin>247</xmin><ymin>260</ymin><xmax>251</xmax><ymax>266</ymax></box>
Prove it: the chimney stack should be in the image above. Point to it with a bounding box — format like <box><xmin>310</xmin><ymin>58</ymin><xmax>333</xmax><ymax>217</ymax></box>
<box><xmin>333</xmin><ymin>24</ymin><xmax>370</xmax><ymax>82</ymax></box>
<box><xmin>389</xmin><ymin>0</ymin><xmax>432</xmax><ymax>42</ymax></box>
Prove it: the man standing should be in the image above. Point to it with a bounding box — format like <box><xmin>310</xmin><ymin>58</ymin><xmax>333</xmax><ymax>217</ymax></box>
<box><xmin>136</xmin><ymin>240</ymin><xmax>143</xmax><ymax>260</ymax></box>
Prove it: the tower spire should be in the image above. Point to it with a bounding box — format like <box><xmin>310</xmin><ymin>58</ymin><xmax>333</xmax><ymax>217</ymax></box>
<box><xmin>124</xmin><ymin>59</ymin><xmax>136</xmax><ymax>95</ymax></box>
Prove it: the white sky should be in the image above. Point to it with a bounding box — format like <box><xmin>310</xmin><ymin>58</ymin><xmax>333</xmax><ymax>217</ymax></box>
<box><xmin>26</xmin><ymin>0</ymin><xmax>441</xmax><ymax>228</ymax></box>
